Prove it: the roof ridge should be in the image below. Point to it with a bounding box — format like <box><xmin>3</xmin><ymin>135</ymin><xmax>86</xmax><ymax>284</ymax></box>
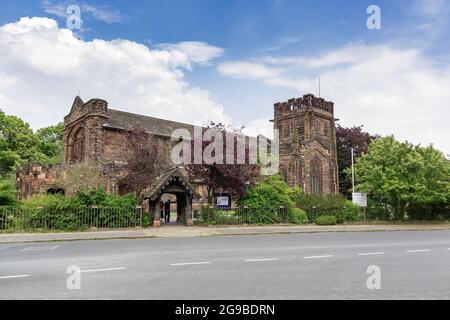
<box><xmin>108</xmin><ymin>108</ymin><xmax>197</xmax><ymax>128</ymax></box>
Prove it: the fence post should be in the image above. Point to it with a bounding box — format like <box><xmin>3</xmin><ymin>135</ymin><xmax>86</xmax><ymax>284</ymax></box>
<box><xmin>136</xmin><ymin>206</ymin><xmax>143</xmax><ymax>228</ymax></box>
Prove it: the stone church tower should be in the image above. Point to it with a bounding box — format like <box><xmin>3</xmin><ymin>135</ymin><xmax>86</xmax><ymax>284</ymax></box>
<box><xmin>63</xmin><ymin>96</ymin><xmax>108</xmax><ymax>164</ymax></box>
<box><xmin>273</xmin><ymin>93</ymin><xmax>339</xmax><ymax>194</ymax></box>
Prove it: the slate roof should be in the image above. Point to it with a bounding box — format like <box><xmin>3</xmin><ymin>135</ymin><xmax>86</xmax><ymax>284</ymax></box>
<box><xmin>142</xmin><ymin>167</ymin><xmax>197</xmax><ymax>201</ymax></box>
<box><xmin>104</xmin><ymin>109</ymin><xmax>196</xmax><ymax>138</ymax></box>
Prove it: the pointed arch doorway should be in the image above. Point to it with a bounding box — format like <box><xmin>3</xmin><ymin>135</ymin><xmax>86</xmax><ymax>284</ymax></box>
<box><xmin>143</xmin><ymin>167</ymin><xmax>196</xmax><ymax>227</ymax></box>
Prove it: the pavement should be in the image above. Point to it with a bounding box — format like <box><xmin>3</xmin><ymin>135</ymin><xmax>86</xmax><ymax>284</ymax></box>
<box><xmin>1</xmin><ymin>230</ymin><xmax>450</xmax><ymax>299</ymax></box>
<box><xmin>1</xmin><ymin>223</ymin><xmax>450</xmax><ymax>243</ymax></box>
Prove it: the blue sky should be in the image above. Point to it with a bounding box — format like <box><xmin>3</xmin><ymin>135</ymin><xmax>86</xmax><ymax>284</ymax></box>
<box><xmin>0</xmin><ymin>0</ymin><xmax>449</xmax><ymax>153</ymax></box>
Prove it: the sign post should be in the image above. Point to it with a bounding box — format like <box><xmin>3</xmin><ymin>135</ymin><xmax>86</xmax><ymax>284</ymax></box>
<box><xmin>352</xmin><ymin>192</ymin><xmax>368</xmax><ymax>222</ymax></box>
<box><xmin>216</xmin><ymin>193</ymin><xmax>231</xmax><ymax>209</ymax></box>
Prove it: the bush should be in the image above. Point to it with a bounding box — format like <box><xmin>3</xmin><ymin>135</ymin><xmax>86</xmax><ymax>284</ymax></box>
<box><xmin>289</xmin><ymin>208</ymin><xmax>308</xmax><ymax>224</ymax></box>
<box><xmin>21</xmin><ymin>193</ymin><xmax>79</xmax><ymax>208</ymax></box>
<box><xmin>295</xmin><ymin>193</ymin><xmax>346</xmax><ymax>211</ymax></box>
<box><xmin>0</xmin><ymin>178</ymin><xmax>17</xmax><ymax>206</ymax></box>
<box><xmin>74</xmin><ymin>188</ymin><xmax>137</xmax><ymax>209</ymax></box>
<box><xmin>21</xmin><ymin>188</ymin><xmax>137</xmax><ymax>209</ymax></box>
<box><xmin>239</xmin><ymin>175</ymin><xmax>296</xmax><ymax>209</ymax></box>
<box><xmin>239</xmin><ymin>174</ymin><xmax>299</xmax><ymax>223</ymax></box>
<box><xmin>315</xmin><ymin>215</ymin><xmax>337</xmax><ymax>225</ymax></box>
<box><xmin>335</xmin><ymin>201</ymin><xmax>360</xmax><ymax>224</ymax></box>
<box><xmin>3</xmin><ymin>189</ymin><xmax>141</xmax><ymax>231</ymax></box>
<box><xmin>200</xmin><ymin>207</ymin><xmax>243</xmax><ymax>225</ymax></box>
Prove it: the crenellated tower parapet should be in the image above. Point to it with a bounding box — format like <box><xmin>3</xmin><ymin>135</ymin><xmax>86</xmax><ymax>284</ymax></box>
<box><xmin>273</xmin><ymin>93</ymin><xmax>338</xmax><ymax>194</ymax></box>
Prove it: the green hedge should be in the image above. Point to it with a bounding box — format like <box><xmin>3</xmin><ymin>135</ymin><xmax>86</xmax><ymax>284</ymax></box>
<box><xmin>315</xmin><ymin>215</ymin><xmax>337</xmax><ymax>225</ymax></box>
<box><xmin>289</xmin><ymin>208</ymin><xmax>308</xmax><ymax>224</ymax></box>
<box><xmin>335</xmin><ymin>201</ymin><xmax>360</xmax><ymax>223</ymax></box>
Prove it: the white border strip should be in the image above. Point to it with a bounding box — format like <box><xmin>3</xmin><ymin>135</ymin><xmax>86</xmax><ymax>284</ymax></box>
<box><xmin>304</xmin><ymin>255</ymin><xmax>334</xmax><ymax>259</ymax></box>
<box><xmin>0</xmin><ymin>274</ymin><xmax>30</xmax><ymax>279</ymax></box>
<box><xmin>170</xmin><ymin>262</ymin><xmax>211</xmax><ymax>266</ymax></box>
<box><xmin>358</xmin><ymin>252</ymin><xmax>385</xmax><ymax>256</ymax></box>
<box><xmin>80</xmin><ymin>267</ymin><xmax>126</xmax><ymax>273</ymax></box>
<box><xmin>244</xmin><ymin>258</ymin><xmax>279</xmax><ymax>262</ymax></box>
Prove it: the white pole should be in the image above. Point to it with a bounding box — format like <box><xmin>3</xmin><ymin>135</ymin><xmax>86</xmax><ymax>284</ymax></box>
<box><xmin>351</xmin><ymin>147</ymin><xmax>355</xmax><ymax>193</ymax></box>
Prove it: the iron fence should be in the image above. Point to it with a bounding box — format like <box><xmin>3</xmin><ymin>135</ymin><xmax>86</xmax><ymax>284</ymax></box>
<box><xmin>194</xmin><ymin>205</ymin><xmax>450</xmax><ymax>225</ymax></box>
<box><xmin>193</xmin><ymin>207</ymin><xmax>289</xmax><ymax>225</ymax></box>
<box><xmin>0</xmin><ymin>206</ymin><xmax>144</xmax><ymax>232</ymax></box>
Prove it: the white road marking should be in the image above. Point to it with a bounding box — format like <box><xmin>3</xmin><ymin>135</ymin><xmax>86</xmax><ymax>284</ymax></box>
<box><xmin>22</xmin><ymin>246</ymin><xmax>60</xmax><ymax>252</ymax></box>
<box><xmin>304</xmin><ymin>255</ymin><xmax>334</xmax><ymax>259</ymax></box>
<box><xmin>170</xmin><ymin>262</ymin><xmax>211</xmax><ymax>266</ymax></box>
<box><xmin>406</xmin><ymin>249</ymin><xmax>431</xmax><ymax>253</ymax></box>
<box><xmin>0</xmin><ymin>274</ymin><xmax>30</xmax><ymax>280</ymax></box>
<box><xmin>80</xmin><ymin>267</ymin><xmax>126</xmax><ymax>273</ymax></box>
<box><xmin>244</xmin><ymin>258</ymin><xmax>279</xmax><ymax>262</ymax></box>
<box><xmin>357</xmin><ymin>252</ymin><xmax>385</xmax><ymax>256</ymax></box>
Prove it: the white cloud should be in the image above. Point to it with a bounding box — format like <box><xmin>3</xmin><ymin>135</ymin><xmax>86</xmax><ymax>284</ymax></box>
<box><xmin>155</xmin><ymin>41</ymin><xmax>224</xmax><ymax>67</ymax></box>
<box><xmin>0</xmin><ymin>17</ymin><xmax>229</xmax><ymax>130</ymax></box>
<box><xmin>217</xmin><ymin>43</ymin><xmax>450</xmax><ymax>154</ymax></box>
<box><xmin>413</xmin><ymin>0</ymin><xmax>449</xmax><ymax>16</ymax></box>
<box><xmin>42</xmin><ymin>0</ymin><xmax>126</xmax><ymax>24</ymax></box>
<box><xmin>242</xmin><ymin>118</ymin><xmax>274</xmax><ymax>140</ymax></box>
<box><xmin>218</xmin><ymin>61</ymin><xmax>281</xmax><ymax>80</ymax></box>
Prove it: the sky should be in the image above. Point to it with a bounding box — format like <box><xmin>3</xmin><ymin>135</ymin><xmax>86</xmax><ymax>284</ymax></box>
<box><xmin>0</xmin><ymin>0</ymin><xmax>449</xmax><ymax>154</ymax></box>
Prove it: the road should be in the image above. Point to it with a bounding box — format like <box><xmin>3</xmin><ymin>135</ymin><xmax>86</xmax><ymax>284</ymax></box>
<box><xmin>1</xmin><ymin>231</ymin><xmax>450</xmax><ymax>299</ymax></box>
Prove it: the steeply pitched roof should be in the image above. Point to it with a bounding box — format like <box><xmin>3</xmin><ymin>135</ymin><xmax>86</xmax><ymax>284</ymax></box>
<box><xmin>142</xmin><ymin>167</ymin><xmax>197</xmax><ymax>201</ymax></box>
<box><xmin>104</xmin><ymin>109</ymin><xmax>196</xmax><ymax>138</ymax></box>
<box><xmin>70</xmin><ymin>96</ymin><xmax>84</xmax><ymax>113</ymax></box>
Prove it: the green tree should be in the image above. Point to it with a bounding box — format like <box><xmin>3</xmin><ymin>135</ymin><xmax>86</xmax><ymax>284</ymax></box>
<box><xmin>0</xmin><ymin>177</ymin><xmax>16</xmax><ymax>206</ymax></box>
<box><xmin>35</xmin><ymin>123</ymin><xmax>64</xmax><ymax>164</ymax></box>
<box><xmin>351</xmin><ymin>136</ymin><xmax>449</xmax><ymax>220</ymax></box>
<box><xmin>0</xmin><ymin>110</ymin><xmax>40</xmax><ymax>173</ymax></box>
<box><xmin>415</xmin><ymin>145</ymin><xmax>450</xmax><ymax>205</ymax></box>
<box><xmin>0</xmin><ymin>110</ymin><xmax>64</xmax><ymax>175</ymax></box>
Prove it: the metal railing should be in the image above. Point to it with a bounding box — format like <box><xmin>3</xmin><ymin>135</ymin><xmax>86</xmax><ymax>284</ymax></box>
<box><xmin>194</xmin><ymin>207</ymin><xmax>289</xmax><ymax>225</ymax></box>
<box><xmin>0</xmin><ymin>206</ymin><xmax>144</xmax><ymax>232</ymax></box>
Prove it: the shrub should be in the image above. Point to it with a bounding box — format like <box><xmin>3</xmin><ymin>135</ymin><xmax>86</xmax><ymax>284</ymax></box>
<box><xmin>239</xmin><ymin>174</ymin><xmax>299</xmax><ymax>223</ymax></box>
<box><xmin>289</xmin><ymin>208</ymin><xmax>308</xmax><ymax>224</ymax></box>
<box><xmin>200</xmin><ymin>207</ymin><xmax>243</xmax><ymax>225</ymax></box>
<box><xmin>0</xmin><ymin>178</ymin><xmax>17</xmax><ymax>206</ymax></box>
<box><xmin>75</xmin><ymin>188</ymin><xmax>137</xmax><ymax>209</ymax></box>
<box><xmin>7</xmin><ymin>189</ymin><xmax>141</xmax><ymax>231</ymax></box>
<box><xmin>335</xmin><ymin>201</ymin><xmax>360</xmax><ymax>224</ymax></box>
<box><xmin>315</xmin><ymin>215</ymin><xmax>337</xmax><ymax>225</ymax></box>
<box><xmin>21</xmin><ymin>193</ymin><xmax>79</xmax><ymax>208</ymax></box>
<box><xmin>239</xmin><ymin>174</ymin><xmax>295</xmax><ymax>210</ymax></box>
<box><xmin>294</xmin><ymin>193</ymin><xmax>346</xmax><ymax>211</ymax></box>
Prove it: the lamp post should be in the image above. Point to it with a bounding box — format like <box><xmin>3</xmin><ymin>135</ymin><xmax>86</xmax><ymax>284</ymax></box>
<box><xmin>351</xmin><ymin>147</ymin><xmax>355</xmax><ymax>193</ymax></box>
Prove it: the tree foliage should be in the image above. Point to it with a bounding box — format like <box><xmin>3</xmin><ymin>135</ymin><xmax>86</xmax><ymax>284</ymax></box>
<box><xmin>336</xmin><ymin>125</ymin><xmax>380</xmax><ymax>196</ymax></box>
<box><xmin>351</xmin><ymin>136</ymin><xmax>450</xmax><ymax>220</ymax></box>
<box><xmin>0</xmin><ymin>109</ymin><xmax>63</xmax><ymax>175</ymax></box>
<box><xmin>118</xmin><ymin>126</ymin><xmax>166</xmax><ymax>197</ymax></box>
<box><xmin>0</xmin><ymin>177</ymin><xmax>16</xmax><ymax>206</ymax></box>
<box><xmin>186</xmin><ymin>122</ymin><xmax>260</xmax><ymax>203</ymax></box>
<box><xmin>239</xmin><ymin>174</ymin><xmax>297</xmax><ymax>211</ymax></box>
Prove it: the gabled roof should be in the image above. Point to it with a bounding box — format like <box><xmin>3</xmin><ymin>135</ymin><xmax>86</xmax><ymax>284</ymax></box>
<box><xmin>70</xmin><ymin>96</ymin><xmax>84</xmax><ymax>113</ymax></box>
<box><xmin>142</xmin><ymin>167</ymin><xmax>197</xmax><ymax>201</ymax></box>
<box><xmin>104</xmin><ymin>109</ymin><xmax>196</xmax><ymax>138</ymax></box>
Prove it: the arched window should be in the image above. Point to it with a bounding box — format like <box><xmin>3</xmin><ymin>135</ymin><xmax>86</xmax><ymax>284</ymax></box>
<box><xmin>71</xmin><ymin>127</ymin><xmax>85</xmax><ymax>163</ymax></box>
<box><xmin>279</xmin><ymin>166</ymin><xmax>288</xmax><ymax>184</ymax></box>
<box><xmin>310</xmin><ymin>158</ymin><xmax>322</xmax><ymax>194</ymax></box>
